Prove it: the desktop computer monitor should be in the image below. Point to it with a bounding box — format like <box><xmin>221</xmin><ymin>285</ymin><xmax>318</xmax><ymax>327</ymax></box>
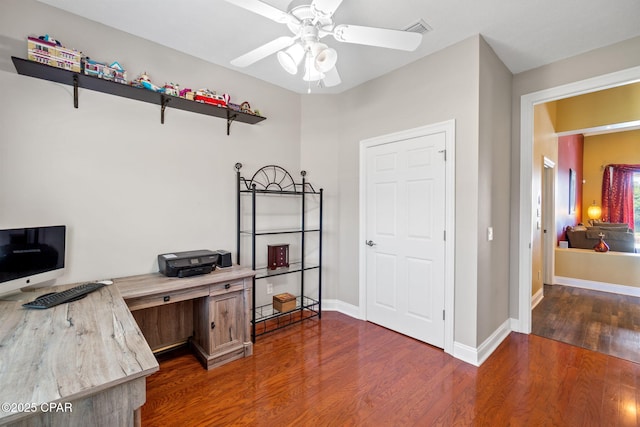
<box><xmin>0</xmin><ymin>225</ymin><xmax>66</xmax><ymax>299</ymax></box>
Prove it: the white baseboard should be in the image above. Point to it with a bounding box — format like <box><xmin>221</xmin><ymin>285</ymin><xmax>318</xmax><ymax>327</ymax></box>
<box><xmin>321</xmin><ymin>299</ymin><xmax>362</xmax><ymax>319</ymax></box>
<box><xmin>553</xmin><ymin>276</ymin><xmax>640</xmax><ymax>298</ymax></box>
<box><xmin>509</xmin><ymin>317</ymin><xmax>521</xmax><ymax>333</ymax></box>
<box><xmin>531</xmin><ymin>287</ymin><xmax>544</xmax><ymax>309</ymax></box>
<box><xmin>453</xmin><ymin>318</ymin><xmax>512</xmax><ymax>366</ymax></box>
<box><xmin>324</xmin><ymin>300</ymin><xmax>514</xmax><ymax>367</ymax></box>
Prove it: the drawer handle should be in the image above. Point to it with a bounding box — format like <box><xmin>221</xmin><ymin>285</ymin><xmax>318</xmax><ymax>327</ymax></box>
<box><xmin>163</xmin><ymin>295</ymin><xmax>170</xmax><ymax>302</ymax></box>
<box><xmin>211</xmin><ymin>321</ymin><xmax>216</xmax><ymax>330</ymax></box>
<box><xmin>225</xmin><ymin>283</ymin><xmax>231</xmax><ymax>289</ymax></box>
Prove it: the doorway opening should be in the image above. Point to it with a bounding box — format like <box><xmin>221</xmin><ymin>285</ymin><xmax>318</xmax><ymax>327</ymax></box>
<box><xmin>517</xmin><ymin>65</ymin><xmax>640</xmax><ymax>334</ymax></box>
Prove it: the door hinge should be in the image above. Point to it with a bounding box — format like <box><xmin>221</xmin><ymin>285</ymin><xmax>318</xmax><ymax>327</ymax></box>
<box><xmin>443</xmin><ymin>230</ymin><xmax>446</xmax><ymax>241</ymax></box>
<box><xmin>438</xmin><ymin>149</ymin><xmax>446</xmax><ymax>161</ymax></box>
<box><xmin>443</xmin><ymin>310</ymin><xmax>445</xmax><ymax>320</ymax></box>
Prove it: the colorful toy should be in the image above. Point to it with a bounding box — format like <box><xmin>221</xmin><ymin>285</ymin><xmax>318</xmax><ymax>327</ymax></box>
<box><xmin>163</xmin><ymin>82</ymin><xmax>180</xmax><ymax>97</ymax></box>
<box><xmin>179</xmin><ymin>88</ymin><xmax>195</xmax><ymax>100</ymax></box>
<box><xmin>27</xmin><ymin>35</ymin><xmax>82</xmax><ymax>73</ymax></box>
<box><xmin>194</xmin><ymin>89</ymin><xmax>227</xmax><ymax>107</ymax></box>
<box><xmin>240</xmin><ymin>101</ymin><xmax>254</xmax><ymax>114</ymax></box>
<box><xmin>83</xmin><ymin>59</ymin><xmax>127</xmax><ymax>84</ymax></box>
<box><xmin>108</xmin><ymin>62</ymin><xmax>127</xmax><ymax>84</ymax></box>
<box><xmin>133</xmin><ymin>72</ymin><xmax>165</xmax><ymax>93</ymax></box>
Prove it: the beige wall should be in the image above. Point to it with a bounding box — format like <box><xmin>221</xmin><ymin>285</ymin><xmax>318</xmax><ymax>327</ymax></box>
<box><xmin>583</xmin><ymin>129</ymin><xmax>640</xmax><ymax>223</ymax></box>
<box><xmin>0</xmin><ymin>0</ymin><xmax>302</xmax><ymax>283</ymax></box>
<box><xmin>555</xmin><ymin>248</ymin><xmax>640</xmax><ymax>288</ymax></box>
<box><xmin>476</xmin><ymin>37</ymin><xmax>512</xmax><ymax>344</ymax></box>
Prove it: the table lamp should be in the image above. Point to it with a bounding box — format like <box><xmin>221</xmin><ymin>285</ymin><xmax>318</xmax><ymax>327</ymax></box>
<box><xmin>587</xmin><ymin>200</ymin><xmax>601</xmax><ymax>225</ymax></box>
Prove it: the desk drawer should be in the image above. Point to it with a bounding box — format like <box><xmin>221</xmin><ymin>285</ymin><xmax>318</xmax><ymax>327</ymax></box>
<box><xmin>125</xmin><ymin>286</ymin><xmax>209</xmax><ymax>311</ymax></box>
<box><xmin>209</xmin><ymin>280</ymin><xmax>245</xmax><ymax>296</ymax></box>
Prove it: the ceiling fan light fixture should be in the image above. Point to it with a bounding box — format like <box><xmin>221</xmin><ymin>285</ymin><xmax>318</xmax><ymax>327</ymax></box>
<box><xmin>314</xmin><ymin>46</ymin><xmax>337</xmax><ymax>72</ymax></box>
<box><xmin>303</xmin><ymin>60</ymin><xmax>325</xmax><ymax>81</ymax></box>
<box><xmin>277</xmin><ymin>43</ymin><xmax>305</xmax><ymax>74</ymax></box>
<box><xmin>224</xmin><ymin>0</ymin><xmax>427</xmax><ymax>92</ymax></box>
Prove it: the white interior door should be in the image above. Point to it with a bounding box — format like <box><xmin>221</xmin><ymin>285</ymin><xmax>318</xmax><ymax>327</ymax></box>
<box><xmin>364</xmin><ymin>131</ymin><xmax>446</xmax><ymax>348</ymax></box>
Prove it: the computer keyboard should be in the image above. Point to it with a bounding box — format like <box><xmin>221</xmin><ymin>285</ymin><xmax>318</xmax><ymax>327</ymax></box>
<box><xmin>22</xmin><ymin>282</ymin><xmax>106</xmax><ymax>309</ymax></box>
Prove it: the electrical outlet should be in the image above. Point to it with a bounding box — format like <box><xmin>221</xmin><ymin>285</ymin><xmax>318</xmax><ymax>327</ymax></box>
<box><xmin>266</xmin><ymin>283</ymin><xmax>273</xmax><ymax>294</ymax></box>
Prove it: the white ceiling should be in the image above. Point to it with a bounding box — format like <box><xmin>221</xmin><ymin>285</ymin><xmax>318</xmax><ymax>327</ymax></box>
<box><xmin>37</xmin><ymin>0</ymin><xmax>640</xmax><ymax>94</ymax></box>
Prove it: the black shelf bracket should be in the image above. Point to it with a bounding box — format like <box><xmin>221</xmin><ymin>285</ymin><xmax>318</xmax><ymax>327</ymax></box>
<box><xmin>227</xmin><ymin>111</ymin><xmax>238</xmax><ymax>136</ymax></box>
<box><xmin>73</xmin><ymin>74</ymin><xmax>78</xmax><ymax>109</ymax></box>
<box><xmin>160</xmin><ymin>96</ymin><xmax>170</xmax><ymax>124</ymax></box>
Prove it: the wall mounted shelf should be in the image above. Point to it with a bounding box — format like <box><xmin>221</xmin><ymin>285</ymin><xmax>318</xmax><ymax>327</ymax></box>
<box><xmin>11</xmin><ymin>56</ymin><xmax>266</xmax><ymax>135</ymax></box>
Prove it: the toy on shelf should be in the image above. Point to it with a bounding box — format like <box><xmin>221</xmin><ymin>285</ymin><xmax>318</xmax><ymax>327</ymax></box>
<box><xmin>179</xmin><ymin>88</ymin><xmax>195</xmax><ymax>100</ymax></box>
<box><xmin>83</xmin><ymin>58</ymin><xmax>127</xmax><ymax>84</ymax></box>
<box><xmin>194</xmin><ymin>89</ymin><xmax>227</xmax><ymax>107</ymax></box>
<box><xmin>27</xmin><ymin>35</ymin><xmax>82</xmax><ymax>73</ymax></box>
<box><xmin>163</xmin><ymin>82</ymin><xmax>180</xmax><ymax>96</ymax></box>
<box><xmin>132</xmin><ymin>72</ymin><xmax>165</xmax><ymax>93</ymax></box>
<box><xmin>240</xmin><ymin>101</ymin><xmax>254</xmax><ymax>115</ymax></box>
<box><xmin>25</xmin><ymin>34</ymin><xmax>261</xmax><ymax>117</ymax></box>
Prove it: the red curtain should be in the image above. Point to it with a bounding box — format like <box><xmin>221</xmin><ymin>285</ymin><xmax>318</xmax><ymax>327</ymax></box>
<box><xmin>601</xmin><ymin>164</ymin><xmax>639</xmax><ymax>230</ymax></box>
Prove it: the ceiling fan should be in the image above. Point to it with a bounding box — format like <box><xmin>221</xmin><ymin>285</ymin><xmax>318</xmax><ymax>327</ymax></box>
<box><xmin>223</xmin><ymin>0</ymin><xmax>423</xmax><ymax>90</ymax></box>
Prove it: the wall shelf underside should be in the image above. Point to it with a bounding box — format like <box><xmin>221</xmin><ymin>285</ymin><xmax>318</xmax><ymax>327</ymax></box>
<box><xmin>11</xmin><ymin>56</ymin><xmax>266</xmax><ymax>135</ymax></box>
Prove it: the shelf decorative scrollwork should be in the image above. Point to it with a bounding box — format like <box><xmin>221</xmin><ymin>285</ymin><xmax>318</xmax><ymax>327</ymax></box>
<box><xmin>235</xmin><ymin>163</ymin><xmax>316</xmax><ymax>193</ymax></box>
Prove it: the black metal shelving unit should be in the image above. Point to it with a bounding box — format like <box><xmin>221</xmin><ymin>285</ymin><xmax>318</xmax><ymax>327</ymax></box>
<box><xmin>236</xmin><ymin>163</ymin><xmax>323</xmax><ymax>340</ymax></box>
<box><xmin>11</xmin><ymin>56</ymin><xmax>266</xmax><ymax>135</ymax></box>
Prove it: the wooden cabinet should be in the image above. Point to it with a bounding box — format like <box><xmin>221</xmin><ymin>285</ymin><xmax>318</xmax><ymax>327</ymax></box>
<box><xmin>117</xmin><ymin>266</ymin><xmax>255</xmax><ymax>370</ymax></box>
<box><xmin>192</xmin><ymin>279</ymin><xmax>253</xmax><ymax>369</ymax></box>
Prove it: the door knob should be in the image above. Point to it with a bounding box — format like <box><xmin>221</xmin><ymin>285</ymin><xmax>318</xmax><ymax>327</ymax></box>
<box><xmin>366</xmin><ymin>240</ymin><xmax>377</xmax><ymax>247</ymax></box>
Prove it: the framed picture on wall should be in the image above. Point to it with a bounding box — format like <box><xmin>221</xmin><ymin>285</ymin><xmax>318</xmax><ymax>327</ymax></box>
<box><xmin>569</xmin><ymin>168</ymin><xmax>576</xmax><ymax>214</ymax></box>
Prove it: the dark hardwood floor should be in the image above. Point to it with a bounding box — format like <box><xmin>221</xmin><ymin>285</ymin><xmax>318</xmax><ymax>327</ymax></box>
<box><xmin>143</xmin><ymin>311</ymin><xmax>640</xmax><ymax>426</ymax></box>
<box><xmin>533</xmin><ymin>284</ymin><xmax>640</xmax><ymax>364</ymax></box>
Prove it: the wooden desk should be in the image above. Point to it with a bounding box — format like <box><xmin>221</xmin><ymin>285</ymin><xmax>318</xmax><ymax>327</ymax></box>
<box><xmin>116</xmin><ymin>265</ymin><xmax>255</xmax><ymax>370</ymax></box>
<box><xmin>0</xmin><ymin>284</ymin><xmax>158</xmax><ymax>427</ymax></box>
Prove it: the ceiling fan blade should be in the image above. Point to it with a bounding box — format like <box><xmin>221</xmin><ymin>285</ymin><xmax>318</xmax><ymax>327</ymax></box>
<box><xmin>311</xmin><ymin>0</ymin><xmax>344</xmax><ymax>18</ymax></box>
<box><xmin>333</xmin><ymin>24</ymin><xmax>422</xmax><ymax>51</ymax></box>
<box><xmin>222</xmin><ymin>0</ymin><xmax>293</xmax><ymax>24</ymax></box>
<box><xmin>231</xmin><ymin>36</ymin><xmax>295</xmax><ymax>67</ymax></box>
<box><xmin>322</xmin><ymin>66</ymin><xmax>341</xmax><ymax>87</ymax></box>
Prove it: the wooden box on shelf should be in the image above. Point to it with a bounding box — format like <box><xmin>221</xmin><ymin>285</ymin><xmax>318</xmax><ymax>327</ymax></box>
<box><xmin>273</xmin><ymin>293</ymin><xmax>296</xmax><ymax>313</ymax></box>
<box><xmin>268</xmin><ymin>244</ymin><xmax>289</xmax><ymax>270</ymax></box>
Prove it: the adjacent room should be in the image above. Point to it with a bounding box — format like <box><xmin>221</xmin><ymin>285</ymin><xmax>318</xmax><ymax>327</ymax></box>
<box><xmin>1</xmin><ymin>0</ymin><xmax>640</xmax><ymax>425</ymax></box>
<box><xmin>530</xmin><ymin>82</ymin><xmax>640</xmax><ymax>364</ymax></box>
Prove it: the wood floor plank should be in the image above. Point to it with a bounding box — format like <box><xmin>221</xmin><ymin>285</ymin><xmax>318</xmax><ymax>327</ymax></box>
<box><xmin>143</xmin><ymin>312</ymin><xmax>640</xmax><ymax>426</ymax></box>
<box><xmin>533</xmin><ymin>284</ymin><xmax>640</xmax><ymax>364</ymax></box>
